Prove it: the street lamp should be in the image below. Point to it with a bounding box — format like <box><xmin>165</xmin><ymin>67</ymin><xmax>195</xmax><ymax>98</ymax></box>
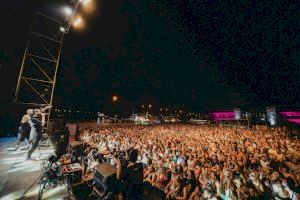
<box><xmin>112</xmin><ymin>95</ymin><xmax>118</xmax><ymax>116</ymax></box>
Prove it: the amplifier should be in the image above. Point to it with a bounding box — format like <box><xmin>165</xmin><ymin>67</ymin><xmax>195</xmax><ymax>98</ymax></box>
<box><xmin>69</xmin><ymin>141</ymin><xmax>84</xmax><ymax>163</ymax></box>
<box><xmin>70</xmin><ymin>141</ymin><xmax>83</xmax><ymax>148</ymax></box>
<box><xmin>94</xmin><ymin>162</ymin><xmax>117</xmax><ymax>193</ymax></box>
<box><xmin>63</xmin><ymin>163</ymin><xmax>83</xmax><ymax>185</ymax></box>
<box><xmin>143</xmin><ymin>182</ymin><xmax>166</xmax><ymax>200</ymax></box>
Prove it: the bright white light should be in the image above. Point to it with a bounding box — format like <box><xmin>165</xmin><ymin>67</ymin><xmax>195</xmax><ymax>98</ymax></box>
<box><xmin>60</xmin><ymin>27</ymin><xmax>66</xmax><ymax>33</ymax></box>
<box><xmin>80</xmin><ymin>0</ymin><xmax>92</xmax><ymax>5</ymax></box>
<box><xmin>63</xmin><ymin>6</ymin><xmax>73</xmax><ymax>16</ymax></box>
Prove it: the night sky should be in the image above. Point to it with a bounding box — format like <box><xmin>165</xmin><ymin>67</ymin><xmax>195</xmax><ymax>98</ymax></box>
<box><xmin>0</xmin><ymin>0</ymin><xmax>299</xmax><ymax>116</ymax></box>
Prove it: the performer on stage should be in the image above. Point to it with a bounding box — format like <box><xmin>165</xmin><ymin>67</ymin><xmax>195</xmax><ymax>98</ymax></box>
<box><xmin>27</xmin><ymin>106</ymin><xmax>51</xmax><ymax>160</ymax></box>
<box><xmin>14</xmin><ymin>109</ymin><xmax>33</xmax><ymax>150</ymax></box>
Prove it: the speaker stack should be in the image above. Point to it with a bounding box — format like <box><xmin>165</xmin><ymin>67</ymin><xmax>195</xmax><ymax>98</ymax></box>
<box><xmin>93</xmin><ymin>162</ymin><xmax>117</xmax><ymax>199</ymax></box>
<box><xmin>63</xmin><ymin>163</ymin><xmax>83</xmax><ymax>186</ymax></box>
<box><xmin>69</xmin><ymin>141</ymin><xmax>84</xmax><ymax>163</ymax></box>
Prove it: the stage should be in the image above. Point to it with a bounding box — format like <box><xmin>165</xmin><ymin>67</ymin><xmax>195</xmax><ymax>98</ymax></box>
<box><xmin>0</xmin><ymin>137</ymin><xmax>70</xmax><ymax>200</ymax></box>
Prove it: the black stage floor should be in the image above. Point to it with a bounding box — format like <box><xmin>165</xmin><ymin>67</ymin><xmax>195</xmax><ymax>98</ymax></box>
<box><xmin>0</xmin><ymin>137</ymin><xmax>70</xmax><ymax>200</ymax></box>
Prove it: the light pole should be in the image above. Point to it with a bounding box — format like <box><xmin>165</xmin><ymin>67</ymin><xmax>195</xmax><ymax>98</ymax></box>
<box><xmin>112</xmin><ymin>95</ymin><xmax>117</xmax><ymax>117</ymax></box>
<box><xmin>148</xmin><ymin>104</ymin><xmax>152</xmax><ymax>113</ymax></box>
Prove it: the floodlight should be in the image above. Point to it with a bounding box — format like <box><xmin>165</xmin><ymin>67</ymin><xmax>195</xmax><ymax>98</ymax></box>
<box><xmin>59</xmin><ymin>27</ymin><xmax>66</xmax><ymax>33</ymax></box>
<box><xmin>63</xmin><ymin>6</ymin><xmax>73</xmax><ymax>16</ymax></box>
<box><xmin>72</xmin><ymin>16</ymin><xmax>83</xmax><ymax>27</ymax></box>
<box><xmin>80</xmin><ymin>0</ymin><xmax>92</xmax><ymax>6</ymax></box>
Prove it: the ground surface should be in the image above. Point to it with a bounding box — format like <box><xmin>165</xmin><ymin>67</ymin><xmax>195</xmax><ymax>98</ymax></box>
<box><xmin>0</xmin><ymin>137</ymin><xmax>70</xmax><ymax>200</ymax></box>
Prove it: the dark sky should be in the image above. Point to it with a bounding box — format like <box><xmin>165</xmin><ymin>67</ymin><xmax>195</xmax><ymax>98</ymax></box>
<box><xmin>0</xmin><ymin>0</ymin><xmax>299</xmax><ymax>115</ymax></box>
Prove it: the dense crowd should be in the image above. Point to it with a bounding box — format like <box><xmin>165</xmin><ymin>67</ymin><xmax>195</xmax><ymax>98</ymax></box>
<box><xmin>79</xmin><ymin>124</ymin><xmax>300</xmax><ymax>200</ymax></box>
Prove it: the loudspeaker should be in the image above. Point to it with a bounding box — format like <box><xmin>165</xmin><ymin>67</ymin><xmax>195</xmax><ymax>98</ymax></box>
<box><xmin>70</xmin><ymin>141</ymin><xmax>83</xmax><ymax>155</ymax></box>
<box><xmin>70</xmin><ymin>141</ymin><xmax>83</xmax><ymax>148</ymax></box>
<box><xmin>53</xmin><ymin>131</ymin><xmax>69</xmax><ymax>158</ymax></box>
<box><xmin>70</xmin><ymin>141</ymin><xmax>84</xmax><ymax>163</ymax></box>
<box><xmin>63</xmin><ymin>163</ymin><xmax>83</xmax><ymax>185</ymax></box>
<box><xmin>94</xmin><ymin>162</ymin><xmax>117</xmax><ymax>193</ymax></box>
<box><xmin>47</xmin><ymin>119</ymin><xmax>65</xmax><ymax>135</ymax></box>
<box><xmin>143</xmin><ymin>182</ymin><xmax>166</xmax><ymax>200</ymax></box>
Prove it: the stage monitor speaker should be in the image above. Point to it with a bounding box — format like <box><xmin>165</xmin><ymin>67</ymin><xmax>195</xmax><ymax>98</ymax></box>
<box><xmin>52</xmin><ymin>130</ymin><xmax>69</xmax><ymax>158</ymax></box>
<box><xmin>63</xmin><ymin>163</ymin><xmax>83</xmax><ymax>185</ymax></box>
<box><xmin>70</xmin><ymin>141</ymin><xmax>83</xmax><ymax>153</ymax></box>
<box><xmin>70</xmin><ymin>141</ymin><xmax>83</xmax><ymax>147</ymax></box>
<box><xmin>47</xmin><ymin>119</ymin><xmax>65</xmax><ymax>134</ymax></box>
<box><xmin>143</xmin><ymin>182</ymin><xmax>166</xmax><ymax>200</ymax></box>
<box><xmin>69</xmin><ymin>141</ymin><xmax>84</xmax><ymax>163</ymax></box>
<box><xmin>70</xmin><ymin>141</ymin><xmax>83</xmax><ymax>151</ymax></box>
<box><xmin>94</xmin><ymin>162</ymin><xmax>117</xmax><ymax>193</ymax></box>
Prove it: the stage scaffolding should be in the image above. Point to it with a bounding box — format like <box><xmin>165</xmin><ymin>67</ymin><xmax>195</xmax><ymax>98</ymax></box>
<box><xmin>14</xmin><ymin>0</ymin><xmax>80</xmax><ymax>132</ymax></box>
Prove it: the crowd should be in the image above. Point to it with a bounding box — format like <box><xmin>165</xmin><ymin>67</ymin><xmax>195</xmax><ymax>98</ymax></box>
<box><xmin>79</xmin><ymin>124</ymin><xmax>300</xmax><ymax>200</ymax></box>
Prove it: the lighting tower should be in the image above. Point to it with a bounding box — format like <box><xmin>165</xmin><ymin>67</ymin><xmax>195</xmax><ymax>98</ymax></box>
<box><xmin>13</xmin><ymin>0</ymin><xmax>86</xmax><ymax>131</ymax></box>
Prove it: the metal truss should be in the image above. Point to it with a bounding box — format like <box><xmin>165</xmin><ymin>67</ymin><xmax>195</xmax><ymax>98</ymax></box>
<box><xmin>14</xmin><ymin>1</ymin><xmax>80</xmax><ymax>131</ymax></box>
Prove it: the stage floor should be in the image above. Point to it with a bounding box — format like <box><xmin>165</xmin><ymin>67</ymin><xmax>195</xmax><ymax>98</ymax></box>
<box><xmin>0</xmin><ymin>137</ymin><xmax>70</xmax><ymax>200</ymax></box>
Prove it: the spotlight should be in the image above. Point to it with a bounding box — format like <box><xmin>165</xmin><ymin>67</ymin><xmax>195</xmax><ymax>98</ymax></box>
<box><xmin>63</xmin><ymin>6</ymin><xmax>73</xmax><ymax>16</ymax></box>
<box><xmin>80</xmin><ymin>0</ymin><xmax>92</xmax><ymax>6</ymax></box>
<box><xmin>60</xmin><ymin>27</ymin><xmax>66</xmax><ymax>33</ymax></box>
<box><xmin>80</xmin><ymin>0</ymin><xmax>95</xmax><ymax>13</ymax></box>
<box><xmin>72</xmin><ymin>16</ymin><xmax>83</xmax><ymax>28</ymax></box>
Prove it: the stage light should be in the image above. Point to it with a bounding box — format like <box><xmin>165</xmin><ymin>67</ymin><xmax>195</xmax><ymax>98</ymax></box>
<box><xmin>81</xmin><ymin>0</ymin><xmax>96</xmax><ymax>13</ymax></box>
<box><xmin>80</xmin><ymin>0</ymin><xmax>92</xmax><ymax>6</ymax></box>
<box><xmin>60</xmin><ymin>27</ymin><xmax>66</xmax><ymax>33</ymax></box>
<box><xmin>63</xmin><ymin>6</ymin><xmax>73</xmax><ymax>16</ymax></box>
<box><xmin>72</xmin><ymin>16</ymin><xmax>83</xmax><ymax>28</ymax></box>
